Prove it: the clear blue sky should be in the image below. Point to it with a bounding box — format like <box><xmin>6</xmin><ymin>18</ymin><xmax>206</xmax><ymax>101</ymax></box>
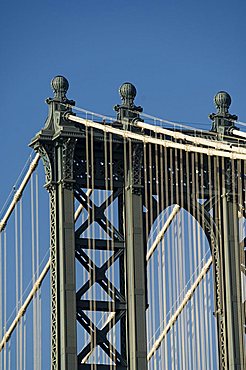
<box><xmin>0</xmin><ymin>1</ymin><xmax>246</xmax><ymax>368</ymax></box>
<box><xmin>1</xmin><ymin>0</ymin><xmax>246</xmax><ymax>204</ymax></box>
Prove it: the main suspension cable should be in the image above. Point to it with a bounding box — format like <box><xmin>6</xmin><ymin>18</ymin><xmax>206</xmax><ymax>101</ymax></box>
<box><xmin>66</xmin><ymin>114</ymin><xmax>246</xmax><ymax>160</ymax></box>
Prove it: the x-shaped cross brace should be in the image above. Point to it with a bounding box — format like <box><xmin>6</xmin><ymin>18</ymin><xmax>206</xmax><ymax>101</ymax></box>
<box><xmin>77</xmin><ymin>309</ymin><xmax>127</xmax><ymax>366</ymax></box>
<box><xmin>74</xmin><ymin>187</ymin><xmax>126</xmax><ymax>366</ymax></box>
<box><xmin>74</xmin><ymin>187</ymin><xmax>124</xmax><ymax>242</ymax></box>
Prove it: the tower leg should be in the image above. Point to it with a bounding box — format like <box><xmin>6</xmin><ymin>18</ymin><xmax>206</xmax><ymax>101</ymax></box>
<box><xmin>124</xmin><ymin>142</ymin><xmax>148</xmax><ymax>370</ymax></box>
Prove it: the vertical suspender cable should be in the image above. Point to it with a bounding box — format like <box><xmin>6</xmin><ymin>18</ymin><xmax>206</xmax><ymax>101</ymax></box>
<box><xmin>200</xmin><ymin>152</ymin><xmax>207</xmax><ymax>370</ymax></box>
<box><xmin>185</xmin><ymin>149</ymin><xmax>192</xmax><ymax>368</ymax></box>
<box><xmin>35</xmin><ymin>172</ymin><xmax>41</xmax><ymax>370</ymax></box>
<box><xmin>30</xmin><ymin>174</ymin><xmax>36</xmax><ymax>370</ymax></box>
<box><xmin>191</xmin><ymin>152</ymin><xmax>196</xmax><ymax>369</ymax></box>
<box><xmin>243</xmin><ymin>160</ymin><xmax>246</xmax><ymax>346</ymax></box>
<box><xmin>215</xmin><ymin>155</ymin><xmax>222</xmax><ymax>368</ymax></box>
<box><xmin>200</xmin><ymin>152</ymin><xmax>206</xmax><ymax>370</ymax></box>
<box><xmin>7</xmin><ymin>342</ymin><xmax>10</xmax><ymax>370</ymax></box>
<box><xmin>161</xmin><ymin>137</ymin><xmax>168</xmax><ymax>370</ymax></box>
<box><xmin>143</xmin><ymin>141</ymin><xmax>149</xmax><ymax>353</ymax></box>
<box><xmin>85</xmin><ymin>125</ymin><xmax>93</xmax><ymax>368</ymax></box>
<box><xmin>19</xmin><ymin>198</ymin><xmax>23</xmax><ymax>370</ymax></box>
<box><xmin>207</xmin><ymin>155</ymin><xmax>213</xmax><ymax>369</ymax></box>
<box><xmin>153</xmin><ymin>131</ymin><xmax>159</xmax><ymax>370</ymax></box>
<box><xmin>170</xmin><ymin>146</ymin><xmax>175</xmax><ymax>370</ymax></box>
<box><xmin>164</xmin><ymin>144</ymin><xmax>170</xmax><ymax>369</ymax></box>
<box><xmin>105</xmin><ymin>131</ymin><xmax>111</xmax><ymax>368</ymax></box>
<box><xmin>148</xmin><ymin>140</ymin><xmax>156</xmax><ymax>369</ymax></box>
<box><xmin>15</xmin><ymin>202</ymin><xmax>19</xmax><ymax>370</ymax></box>
<box><xmin>174</xmin><ymin>144</ymin><xmax>179</xmax><ymax>368</ymax></box>
<box><xmin>155</xmin><ymin>128</ymin><xmax>161</xmax><ymax>370</ymax></box>
<box><xmin>179</xmin><ymin>145</ymin><xmax>186</xmax><ymax>369</ymax></box>
<box><xmin>194</xmin><ymin>151</ymin><xmax>201</xmax><ymax>370</ymax></box>
<box><xmin>211</xmin><ymin>155</ymin><xmax>216</xmax><ymax>369</ymax></box>
<box><xmin>81</xmin><ymin>189</ymin><xmax>86</xmax><ymax>362</ymax></box>
<box><xmin>23</xmin><ymin>315</ymin><xmax>26</xmax><ymax>370</ymax></box>
<box><xmin>179</xmin><ymin>145</ymin><xmax>184</xmax><ymax>368</ymax></box>
<box><xmin>109</xmin><ymin>132</ymin><xmax>116</xmax><ymax>368</ymax></box>
<box><xmin>90</xmin><ymin>127</ymin><xmax>96</xmax><ymax>368</ymax></box>
<box><xmin>123</xmin><ymin>135</ymin><xmax>128</xmax><ymax>369</ymax></box>
<box><xmin>148</xmin><ymin>140</ymin><xmax>155</xmax><ymax>370</ymax></box>
<box><xmin>158</xmin><ymin>134</ymin><xmax>164</xmax><ymax>368</ymax></box>
<box><xmin>193</xmin><ymin>152</ymin><xmax>198</xmax><ymax>369</ymax></box>
<box><xmin>174</xmin><ymin>145</ymin><xmax>180</xmax><ymax>368</ymax></box>
<box><xmin>238</xmin><ymin>159</ymin><xmax>245</xmax><ymax>352</ymax></box>
<box><xmin>98</xmin><ymin>175</ymin><xmax>103</xmax><ymax>365</ymax></box>
<box><xmin>0</xmin><ymin>230</ymin><xmax>2</xmax><ymax>370</ymax></box>
<box><xmin>4</xmin><ymin>231</ymin><xmax>7</xmax><ymax>370</ymax></box>
<box><xmin>183</xmin><ymin>150</ymin><xmax>188</xmax><ymax>369</ymax></box>
<box><xmin>106</xmin><ymin>137</ymin><xmax>115</xmax><ymax>366</ymax></box>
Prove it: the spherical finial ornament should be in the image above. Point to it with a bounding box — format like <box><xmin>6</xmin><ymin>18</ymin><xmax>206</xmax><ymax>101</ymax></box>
<box><xmin>119</xmin><ymin>82</ymin><xmax>137</xmax><ymax>104</ymax></box>
<box><xmin>214</xmin><ymin>91</ymin><xmax>231</xmax><ymax>114</ymax></box>
<box><xmin>51</xmin><ymin>75</ymin><xmax>69</xmax><ymax>99</ymax></box>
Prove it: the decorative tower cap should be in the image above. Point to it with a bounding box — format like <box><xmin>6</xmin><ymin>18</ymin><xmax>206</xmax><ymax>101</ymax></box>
<box><xmin>214</xmin><ymin>91</ymin><xmax>231</xmax><ymax>114</ymax></box>
<box><xmin>114</xmin><ymin>81</ymin><xmax>142</xmax><ymax>122</ymax></box>
<box><xmin>119</xmin><ymin>82</ymin><xmax>137</xmax><ymax>103</ymax></box>
<box><xmin>209</xmin><ymin>90</ymin><xmax>238</xmax><ymax>132</ymax></box>
<box><xmin>51</xmin><ymin>75</ymin><xmax>69</xmax><ymax>100</ymax></box>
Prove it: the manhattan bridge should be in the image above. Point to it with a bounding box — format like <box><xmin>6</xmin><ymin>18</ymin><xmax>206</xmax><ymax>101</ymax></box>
<box><xmin>0</xmin><ymin>76</ymin><xmax>245</xmax><ymax>370</ymax></box>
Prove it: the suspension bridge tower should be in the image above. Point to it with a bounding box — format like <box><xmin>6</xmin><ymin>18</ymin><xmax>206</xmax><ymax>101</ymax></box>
<box><xmin>28</xmin><ymin>76</ymin><xmax>245</xmax><ymax>370</ymax></box>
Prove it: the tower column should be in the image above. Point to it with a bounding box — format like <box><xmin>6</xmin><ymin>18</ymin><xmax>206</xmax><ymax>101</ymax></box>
<box><xmin>210</xmin><ymin>92</ymin><xmax>245</xmax><ymax>369</ymax></box>
<box><xmin>30</xmin><ymin>76</ymin><xmax>82</xmax><ymax>370</ymax></box>
<box><xmin>116</xmin><ymin>83</ymin><xmax>148</xmax><ymax>370</ymax></box>
<box><xmin>124</xmin><ymin>144</ymin><xmax>148</xmax><ymax>370</ymax></box>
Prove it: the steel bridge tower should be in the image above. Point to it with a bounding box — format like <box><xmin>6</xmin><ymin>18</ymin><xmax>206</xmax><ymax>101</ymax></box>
<box><xmin>30</xmin><ymin>77</ymin><xmax>245</xmax><ymax>370</ymax></box>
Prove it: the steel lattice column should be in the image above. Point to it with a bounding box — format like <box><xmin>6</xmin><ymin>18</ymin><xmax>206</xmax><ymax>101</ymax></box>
<box><xmin>30</xmin><ymin>76</ymin><xmax>82</xmax><ymax>370</ymax></box>
<box><xmin>210</xmin><ymin>92</ymin><xmax>245</xmax><ymax>370</ymax></box>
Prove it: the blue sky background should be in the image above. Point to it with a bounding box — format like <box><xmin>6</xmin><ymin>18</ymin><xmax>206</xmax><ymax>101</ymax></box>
<box><xmin>1</xmin><ymin>0</ymin><xmax>246</xmax><ymax>205</ymax></box>
<box><xmin>0</xmin><ymin>1</ymin><xmax>246</xmax><ymax>368</ymax></box>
